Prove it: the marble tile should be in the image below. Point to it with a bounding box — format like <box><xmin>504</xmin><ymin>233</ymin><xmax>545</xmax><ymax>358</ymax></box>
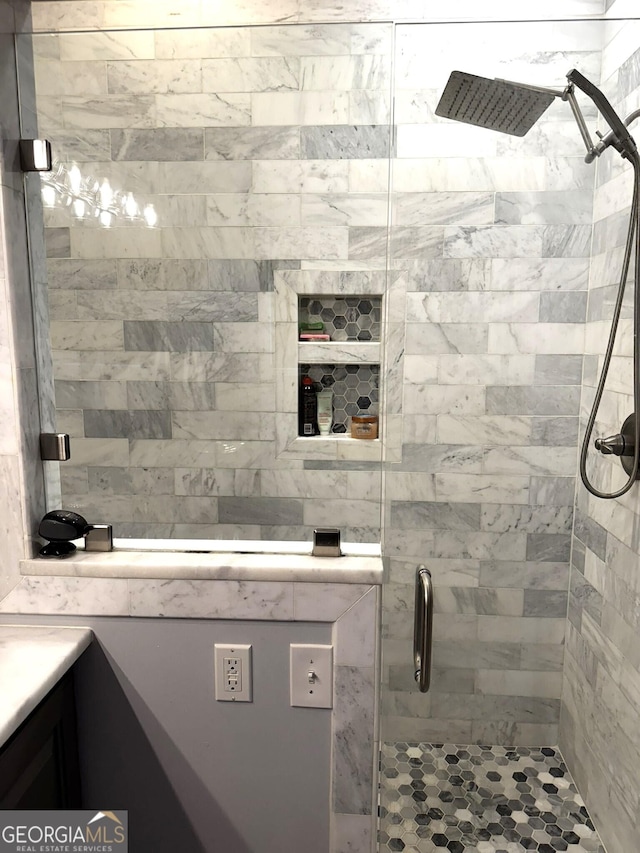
<box><xmin>44</xmin><ymin>227</ymin><xmax>70</xmax><ymax>259</ymax></box>
<box><xmin>534</xmin><ymin>353</ymin><xmax>583</xmax><ymax>385</ymax></box>
<box><xmin>156</xmin><ymin>92</ymin><xmax>251</xmax><ymax>127</ymax></box>
<box><xmin>407</xmin><ymin>292</ymin><xmax>539</xmax><ymax>324</ymax></box>
<box><xmin>218</xmin><ymin>496</ymin><xmax>303</xmax><ymax>526</ymax></box>
<box><xmin>524</xmin><ymin>589</ymin><xmax>569</xmax><ymax>618</ymax></box>
<box><xmin>495</xmin><ymin>189</ymin><xmax>593</xmax><ymax>225</ymax></box>
<box><xmin>526</xmin><ymin>533</ymin><xmax>572</xmax><ymax>562</ymax></box>
<box><xmin>206</xmin><ymin>193</ymin><xmax>301</xmax><ymax>227</ymax></box>
<box><xmin>59</xmin><ymin>31</ymin><xmax>155</xmax><ymax>61</ymax></box>
<box><xmin>158</xmin><ymin>161</ymin><xmax>251</xmax><ymax>193</ymax></box>
<box><xmin>333</xmin><ymin>665</ymin><xmax>375</xmax><ymax>814</ymax></box>
<box><xmin>531</xmin><ymin>416</ymin><xmax>579</xmax><ymax>446</ymax></box>
<box><xmin>293</xmin><ymin>582</ymin><xmax>371</xmax><ymax>623</ymax></box>
<box><xmin>491</xmin><ymin>257</ymin><xmax>589</xmax><ymax>291</ymax></box>
<box><xmin>84</xmin><ymin>409</ymin><xmax>171</xmax><ymax>439</ymax></box>
<box><xmin>390</xmin><ymin>501</ymin><xmax>480</xmax><ymax>531</ymax></box>
<box><xmin>129</xmin><ymin>579</ymin><xmax>294</xmax><ymax>619</ymax></box>
<box><xmin>483</xmin><ymin>446</ymin><xmax>577</xmax><ymax>477</ymax></box>
<box><xmin>393</xmin><ymin>157</ymin><xmax>546</xmax><ymax>193</ymax></box>
<box><xmin>47</xmin><ymin>258</ymin><xmax>117</xmax><ymax>290</ymax></box>
<box><xmin>173</xmin><ymin>468</ymin><xmax>236</xmax><ymax>497</ymax></box>
<box><xmin>107</xmin><ymin>58</ymin><xmax>203</xmax><ymax>95</ymax></box>
<box><xmin>61</xmin><ymin>94</ymin><xmax>156</xmax><ymax>129</ymax></box>
<box><xmin>539</xmin><ymin>290</ymin><xmax>588</xmax><ymax>322</ymax></box>
<box><xmin>89</xmin><ymin>466</ymin><xmax>175</xmax><ymax>497</ymax></box>
<box><xmin>204</xmin><ymin>128</ymin><xmax>300</xmax><ymax>166</ymax></box>
<box><xmin>301</xmin><ymin>125</ymin><xmax>389</xmax><ymax>159</ymax></box>
<box><xmin>169</xmin><ymin>292</ymin><xmax>258</xmax><ymax>323</ymax></box>
<box><xmin>331</xmin><ymin>813</ymin><xmax>372</xmax><ymax>853</ymax></box>
<box><xmin>203</xmin><ymin>56</ymin><xmax>299</xmax><ymax>92</ymax></box>
<box><xmin>481</xmin><ymin>504</ymin><xmax>573</xmax><ymax>533</ymax></box>
<box><xmin>123</xmin><ymin>321</ymin><xmax>214</xmax><ymax>352</ymax></box>
<box><xmin>54</xmin><ymin>350</ymin><xmax>171</xmax><ymax>382</ymax></box>
<box><xmin>35</xmin><ymin>58</ymin><xmax>107</xmax><ymax>96</ymax></box>
<box><xmin>170</xmin><ymin>352</ymin><xmax>260</xmax><ymax>382</ymax></box>
<box><xmin>154</xmin><ymin>28</ymin><xmax>250</xmax><ymax>60</ymax></box>
<box><xmin>50</xmin><ymin>320</ymin><xmax>124</xmax><ymax>351</ymax></box>
<box><xmin>172</xmin><ymin>410</ymin><xmax>274</xmax><ymax>441</ymax></box>
<box><xmin>436</xmin><ymin>415</ymin><xmax>531</xmax><ymax>446</ymax></box>
<box><xmin>0</xmin><ymin>577</ymin><xmax>129</xmax><ymax>616</ymax></box>
<box><xmin>479</xmin><ymin>560</ymin><xmax>570</xmax><ymax>590</ymax></box>
<box><xmin>253</xmin><ymin>159</ymin><xmax>349</xmax><ymax>193</ymax></box>
<box><xmin>301</xmin><ymin>193</ymin><xmax>387</xmax><ymax>227</ymax></box>
<box><xmin>486</xmin><ymin>385</ymin><xmax>581</xmax><ymax>415</ymax></box>
<box><xmin>111</xmin><ymin>128</ymin><xmax>204</xmax><ymax>161</ymax></box>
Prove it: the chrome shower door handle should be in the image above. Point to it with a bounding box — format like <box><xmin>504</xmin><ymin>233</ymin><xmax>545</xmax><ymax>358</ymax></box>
<box><xmin>413</xmin><ymin>566</ymin><xmax>433</xmax><ymax>693</ymax></box>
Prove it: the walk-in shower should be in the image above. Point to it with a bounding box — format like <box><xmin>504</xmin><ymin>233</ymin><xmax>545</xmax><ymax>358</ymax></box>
<box><xmin>437</xmin><ymin>68</ymin><xmax>640</xmax><ymax>499</ymax></box>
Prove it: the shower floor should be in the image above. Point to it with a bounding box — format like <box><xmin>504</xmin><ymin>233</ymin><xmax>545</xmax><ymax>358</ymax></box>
<box><xmin>378</xmin><ymin>743</ymin><xmax>605</xmax><ymax>853</ymax></box>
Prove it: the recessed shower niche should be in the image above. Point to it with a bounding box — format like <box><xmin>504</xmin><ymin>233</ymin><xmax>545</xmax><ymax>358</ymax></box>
<box><xmin>273</xmin><ymin>270</ymin><xmax>384</xmax><ymax>461</ymax></box>
<box><xmin>298</xmin><ymin>295</ymin><xmax>382</xmax><ymax>437</ymax></box>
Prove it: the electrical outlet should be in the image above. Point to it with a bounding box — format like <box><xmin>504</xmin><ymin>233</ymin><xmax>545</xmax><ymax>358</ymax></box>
<box><xmin>215</xmin><ymin>644</ymin><xmax>252</xmax><ymax>702</ymax></box>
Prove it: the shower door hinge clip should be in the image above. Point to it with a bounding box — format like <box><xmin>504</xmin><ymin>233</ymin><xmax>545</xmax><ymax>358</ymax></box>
<box><xmin>19</xmin><ymin>139</ymin><xmax>52</xmax><ymax>172</ymax></box>
<box><xmin>40</xmin><ymin>433</ymin><xmax>71</xmax><ymax>461</ymax></box>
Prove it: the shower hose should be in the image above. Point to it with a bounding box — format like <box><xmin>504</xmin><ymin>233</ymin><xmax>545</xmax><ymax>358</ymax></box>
<box><xmin>579</xmin><ymin>148</ymin><xmax>640</xmax><ymax>498</ymax></box>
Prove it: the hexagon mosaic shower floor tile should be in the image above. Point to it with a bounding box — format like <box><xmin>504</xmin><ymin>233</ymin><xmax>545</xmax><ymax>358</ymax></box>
<box><xmin>379</xmin><ymin>743</ymin><xmax>605</xmax><ymax>853</ymax></box>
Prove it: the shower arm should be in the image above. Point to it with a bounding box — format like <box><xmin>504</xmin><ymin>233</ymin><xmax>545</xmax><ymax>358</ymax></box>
<box><xmin>497</xmin><ymin>70</ymin><xmax>639</xmax><ymax>164</ymax></box>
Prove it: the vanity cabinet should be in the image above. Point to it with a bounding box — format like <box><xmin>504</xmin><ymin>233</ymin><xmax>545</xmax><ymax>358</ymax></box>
<box><xmin>0</xmin><ymin>672</ymin><xmax>82</xmax><ymax>808</ymax></box>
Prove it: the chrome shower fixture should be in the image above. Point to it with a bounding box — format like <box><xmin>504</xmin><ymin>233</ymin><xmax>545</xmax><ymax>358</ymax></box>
<box><xmin>435</xmin><ymin>71</ymin><xmax>557</xmax><ymax>136</ymax></box>
<box><xmin>436</xmin><ymin>68</ymin><xmax>640</xmax><ymax>499</ymax></box>
<box><xmin>435</xmin><ymin>68</ymin><xmax>638</xmax><ymax>162</ymax></box>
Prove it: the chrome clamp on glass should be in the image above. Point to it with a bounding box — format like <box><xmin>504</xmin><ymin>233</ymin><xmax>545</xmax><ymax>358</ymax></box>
<box><xmin>312</xmin><ymin>527</ymin><xmax>341</xmax><ymax>557</ymax></box>
<box><xmin>413</xmin><ymin>566</ymin><xmax>433</xmax><ymax>693</ymax></box>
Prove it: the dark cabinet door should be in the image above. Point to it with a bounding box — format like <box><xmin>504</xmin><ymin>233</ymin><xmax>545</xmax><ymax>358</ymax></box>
<box><xmin>0</xmin><ymin>671</ymin><xmax>82</xmax><ymax>808</ymax></box>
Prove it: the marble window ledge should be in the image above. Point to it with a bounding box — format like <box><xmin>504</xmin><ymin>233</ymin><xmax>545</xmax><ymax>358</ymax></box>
<box><xmin>20</xmin><ymin>549</ymin><xmax>383</xmax><ymax>584</ymax></box>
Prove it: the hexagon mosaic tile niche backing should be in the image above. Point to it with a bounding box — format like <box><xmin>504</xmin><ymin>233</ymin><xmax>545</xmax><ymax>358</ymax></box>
<box><xmin>299</xmin><ymin>363</ymin><xmax>380</xmax><ymax>433</ymax></box>
<box><xmin>299</xmin><ymin>295</ymin><xmax>382</xmax><ymax>341</ymax></box>
<box><xmin>379</xmin><ymin>743</ymin><xmax>605</xmax><ymax>853</ymax></box>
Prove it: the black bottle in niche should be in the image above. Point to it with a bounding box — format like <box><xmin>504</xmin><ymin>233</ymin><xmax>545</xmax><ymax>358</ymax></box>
<box><xmin>299</xmin><ymin>375</ymin><xmax>318</xmax><ymax>436</ymax></box>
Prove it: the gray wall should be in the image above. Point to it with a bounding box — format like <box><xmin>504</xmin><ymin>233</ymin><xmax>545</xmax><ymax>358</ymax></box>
<box><xmin>559</xmin><ymin>8</ymin><xmax>640</xmax><ymax>853</ymax></box>
<box><xmin>0</xmin><ymin>612</ymin><xmax>332</xmax><ymax>853</ymax></box>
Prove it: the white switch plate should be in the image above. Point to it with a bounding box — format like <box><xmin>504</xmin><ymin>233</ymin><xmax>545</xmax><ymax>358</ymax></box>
<box><xmin>214</xmin><ymin>643</ymin><xmax>252</xmax><ymax>702</ymax></box>
<box><xmin>290</xmin><ymin>644</ymin><xmax>333</xmax><ymax>708</ymax></box>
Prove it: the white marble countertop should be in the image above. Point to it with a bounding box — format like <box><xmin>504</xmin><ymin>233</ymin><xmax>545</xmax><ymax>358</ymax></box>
<box><xmin>20</xmin><ymin>549</ymin><xmax>383</xmax><ymax>584</ymax></box>
<box><xmin>0</xmin><ymin>625</ymin><xmax>93</xmax><ymax>747</ymax></box>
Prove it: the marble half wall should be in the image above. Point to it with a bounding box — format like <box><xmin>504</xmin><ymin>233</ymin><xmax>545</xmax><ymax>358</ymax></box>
<box><xmin>0</xmin><ymin>569</ymin><xmax>382</xmax><ymax>853</ymax></box>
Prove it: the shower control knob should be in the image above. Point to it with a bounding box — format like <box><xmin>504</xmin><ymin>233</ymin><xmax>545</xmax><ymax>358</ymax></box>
<box><xmin>595</xmin><ymin>433</ymin><xmax>627</xmax><ymax>456</ymax></box>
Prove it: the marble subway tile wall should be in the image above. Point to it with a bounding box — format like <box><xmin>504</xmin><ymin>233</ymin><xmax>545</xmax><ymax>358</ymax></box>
<box><xmin>33</xmin><ymin>23</ymin><xmax>392</xmax><ymax>542</ymax></box>
<box><xmin>0</xmin><ymin>0</ymin><xmax>47</xmax><ymax>596</ymax></box>
<box><xmin>381</xmin><ymin>21</ymin><xmax>601</xmax><ymax>745</ymax></box>
<box><xmin>559</xmin><ymin>7</ymin><xmax>640</xmax><ymax>852</ymax></box>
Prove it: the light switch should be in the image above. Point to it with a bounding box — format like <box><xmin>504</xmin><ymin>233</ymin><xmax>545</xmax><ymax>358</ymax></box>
<box><xmin>290</xmin><ymin>644</ymin><xmax>333</xmax><ymax>708</ymax></box>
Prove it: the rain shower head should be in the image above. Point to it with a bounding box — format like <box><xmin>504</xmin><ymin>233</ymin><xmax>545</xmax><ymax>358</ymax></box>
<box><xmin>435</xmin><ymin>70</ymin><xmax>557</xmax><ymax>137</ymax></box>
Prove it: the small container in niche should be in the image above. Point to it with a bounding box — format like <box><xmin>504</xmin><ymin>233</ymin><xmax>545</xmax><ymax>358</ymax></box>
<box><xmin>351</xmin><ymin>413</ymin><xmax>378</xmax><ymax>440</ymax></box>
